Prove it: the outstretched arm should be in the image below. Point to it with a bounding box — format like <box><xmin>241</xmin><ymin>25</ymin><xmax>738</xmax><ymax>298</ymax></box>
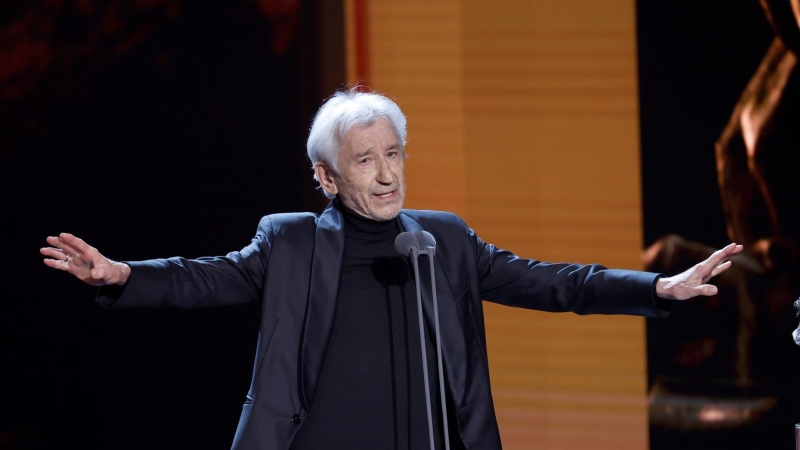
<box><xmin>40</xmin><ymin>232</ymin><xmax>130</xmax><ymax>286</ymax></box>
<box><xmin>40</xmin><ymin>218</ymin><xmax>271</xmax><ymax>309</ymax></box>
<box><xmin>655</xmin><ymin>242</ymin><xmax>743</xmax><ymax>300</ymax></box>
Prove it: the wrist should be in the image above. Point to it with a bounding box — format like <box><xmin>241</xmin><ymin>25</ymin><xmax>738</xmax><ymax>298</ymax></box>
<box><xmin>655</xmin><ymin>277</ymin><xmax>673</xmax><ymax>299</ymax></box>
<box><xmin>114</xmin><ymin>262</ymin><xmax>131</xmax><ymax>286</ymax></box>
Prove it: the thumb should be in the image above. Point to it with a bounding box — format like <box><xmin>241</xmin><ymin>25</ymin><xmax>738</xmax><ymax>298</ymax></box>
<box><xmin>91</xmin><ymin>267</ymin><xmax>106</xmax><ymax>280</ymax></box>
<box><xmin>693</xmin><ymin>284</ymin><xmax>718</xmax><ymax>297</ymax></box>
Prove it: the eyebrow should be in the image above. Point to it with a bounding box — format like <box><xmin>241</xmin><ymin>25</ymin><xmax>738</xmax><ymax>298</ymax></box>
<box><xmin>353</xmin><ymin>149</ymin><xmax>374</xmax><ymax>159</ymax></box>
<box><xmin>353</xmin><ymin>144</ymin><xmax>399</xmax><ymax>159</ymax></box>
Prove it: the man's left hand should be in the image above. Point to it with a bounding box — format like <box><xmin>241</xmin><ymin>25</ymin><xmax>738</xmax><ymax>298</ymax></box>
<box><xmin>655</xmin><ymin>243</ymin><xmax>743</xmax><ymax>300</ymax></box>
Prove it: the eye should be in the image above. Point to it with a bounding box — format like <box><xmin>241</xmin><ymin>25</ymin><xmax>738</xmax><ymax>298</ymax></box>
<box><xmin>359</xmin><ymin>157</ymin><xmax>371</xmax><ymax>165</ymax></box>
<box><xmin>387</xmin><ymin>151</ymin><xmax>398</xmax><ymax>158</ymax></box>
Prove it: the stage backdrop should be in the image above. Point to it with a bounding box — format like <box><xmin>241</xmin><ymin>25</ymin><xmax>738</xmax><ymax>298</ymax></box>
<box><xmin>638</xmin><ymin>1</ymin><xmax>800</xmax><ymax>449</ymax></box>
<box><xmin>345</xmin><ymin>1</ymin><xmax>649</xmax><ymax>449</ymax></box>
<box><xmin>0</xmin><ymin>2</ymin><xmax>334</xmax><ymax>448</ymax></box>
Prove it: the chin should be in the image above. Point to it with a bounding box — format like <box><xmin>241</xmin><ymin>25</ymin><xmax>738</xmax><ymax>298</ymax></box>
<box><xmin>369</xmin><ymin>205</ymin><xmax>402</xmax><ymax>221</ymax></box>
<box><xmin>371</xmin><ymin>210</ymin><xmax>400</xmax><ymax>221</ymax></box>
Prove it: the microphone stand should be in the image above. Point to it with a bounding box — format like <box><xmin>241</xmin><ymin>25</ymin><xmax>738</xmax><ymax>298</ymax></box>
<box><xmin>403</xmin><ymin>232</ymin><xmax>451</xmax><ymax>450</ymax></box>
<box><xmin>409</xmin><ymin>249</ymin><xmax>437</xmax><ymax>450</ymax></box>
<box><xmin>792</xmin><ymin>298</ymin><xmax>800</xmax><ymax>346</ymax></box>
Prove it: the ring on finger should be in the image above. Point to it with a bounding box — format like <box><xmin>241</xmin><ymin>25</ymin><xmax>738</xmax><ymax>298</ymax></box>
<box><xmin>65</xmin><ymin>254</ymin><xmax>73</xmax><ymax>263</ymax></box>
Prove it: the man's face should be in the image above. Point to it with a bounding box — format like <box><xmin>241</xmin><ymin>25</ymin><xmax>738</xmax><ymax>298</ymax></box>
<box><xmin>332</xmin><ymin>119</ymin><xmax>406</xmax><ymax>221</ymax></box>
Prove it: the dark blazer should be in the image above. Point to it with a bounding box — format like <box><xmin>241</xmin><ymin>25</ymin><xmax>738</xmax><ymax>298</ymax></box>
<box><xmin>98</xmin><ymin>200</ymin><xmax>667</xmax><ymax>450</ymax></box>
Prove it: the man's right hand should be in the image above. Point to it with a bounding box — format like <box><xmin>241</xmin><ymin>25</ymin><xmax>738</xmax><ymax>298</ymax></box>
<box><xmin>40</xmin><ymin>233</ymin><xmax>130</xmax><ymax>286</ymax></box>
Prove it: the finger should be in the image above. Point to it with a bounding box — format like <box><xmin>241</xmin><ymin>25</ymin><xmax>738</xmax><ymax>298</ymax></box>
<box><xmin>40</xmin><ymin>247</ymin><xmax>68</xmax><ymax>260</ymax></box>
<box><xmin>693</xmin><ymin>284</ymin><xmax>719</xmax><ymax>297</ymax></box>
<box><xmin>50</xmin><ymin>237</ymin><xmax>82</xmax><ymax>260</ymax></box>
<box><xmin>41</xmin><ymin>244</ymin><xmax>81</xmax><ymax>271</ymax></box>
<box><xmin>702</xmin><ymin>243</ymin><xmax>738</xmax><ymax>268</ymax></box>
<box><xmin>59</xmin><ymin>233</ymin><xmax>94</xmax><ymax>255</ymax></box>
<box><xmin>43</xmin><ymin>257</ymin><xmax>71</xmax><ymax>271</ymax></box>
<box><xmin>46</xmin><ymin>236</ymin><xmax>69</xmax><ymax>251</ymax></box>
<box><xmin>59</xmin><ymin>234</ymin><xmax>101</xmax><ymax>266</ymax></box>
<box><xmin>709</xmin><ymin>260</ymin><xmax>732</xmax><ymax>278</ymax></box>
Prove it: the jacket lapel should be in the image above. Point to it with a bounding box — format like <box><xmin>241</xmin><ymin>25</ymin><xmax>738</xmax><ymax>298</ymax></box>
<box><xmin>399</xmin><ymin>213</ymin><xmax>468</xmax><ymax>412</ymax></box>
<box><xmin>300</xmin><ymin>200</ymin><xmax>345</xmax><ymax>409</ymax></box>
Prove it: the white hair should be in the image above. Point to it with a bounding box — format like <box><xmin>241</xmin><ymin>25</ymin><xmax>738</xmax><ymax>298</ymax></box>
<box><xmin>306</xmin><ymin>88</ymin><xmax>407</xmax><ymax>198</ymax></box>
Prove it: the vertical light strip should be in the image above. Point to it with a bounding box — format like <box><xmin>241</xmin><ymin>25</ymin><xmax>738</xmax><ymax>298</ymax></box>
<box><xmin>365</xmin><ymin>0</ymin><xmax>468</xmax><ymax>216</ymax></box>
<box><xmin>344</xmin><ymin>0</ymin><xmax>357</xmax><ymax>84</ymax></box>
<box><xmin>344</xmin><ymin>0</ymin><xmax>372</xmax><ymax>86</ymax></box>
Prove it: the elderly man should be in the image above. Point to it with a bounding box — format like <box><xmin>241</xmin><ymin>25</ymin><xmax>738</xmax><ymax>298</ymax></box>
<box><xmin>41</xmin><ymin>89</ymin><xmax>741</xmax><ymax>450</ymax></box>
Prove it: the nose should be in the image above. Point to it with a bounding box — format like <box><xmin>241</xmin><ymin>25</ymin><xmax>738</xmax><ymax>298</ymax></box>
<box><xmin>376</xmin><ymin>157</ymin><xmax>394</xmax><ymax>185</ymax></box>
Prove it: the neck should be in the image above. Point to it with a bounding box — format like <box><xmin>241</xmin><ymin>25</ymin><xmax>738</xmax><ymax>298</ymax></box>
<box><xmin>336</xmin><ymin>197</ymin><xmax>399</xmax><ymax>241</ymax></box>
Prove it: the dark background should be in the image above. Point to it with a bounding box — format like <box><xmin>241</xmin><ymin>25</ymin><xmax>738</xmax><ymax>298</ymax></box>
<box><xmin>0</xmin><ymin>1</ymin><xmax>340</xmax><ymax>448</ymax></box>
<box><xmin>637</xmin><ymin>0</ymin><xmax>774</xmax><ymax>250</ymax></box>
<box><xmin>637</xmin><ymin>1</ymin><xmax>799</xmax><ymax>449</ymax></box>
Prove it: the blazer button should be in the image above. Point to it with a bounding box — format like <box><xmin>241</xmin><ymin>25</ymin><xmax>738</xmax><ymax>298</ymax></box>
<box><xmin>291</xmin><ymin>414</ymin><xmax>302</xmax><ymax>424</ymax></box>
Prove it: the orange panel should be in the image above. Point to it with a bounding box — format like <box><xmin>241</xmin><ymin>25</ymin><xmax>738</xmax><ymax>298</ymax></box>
<box><xmin>347</xmin><ymin>1</ymin><xmax>646</xmax><ymax>448</ymax></box>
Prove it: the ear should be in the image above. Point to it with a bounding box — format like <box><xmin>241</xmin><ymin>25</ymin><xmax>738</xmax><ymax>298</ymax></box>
<box><xmin>314</xmin><ymin>162</ymin><xmax>338</xmax><ymax>196</ymax></box>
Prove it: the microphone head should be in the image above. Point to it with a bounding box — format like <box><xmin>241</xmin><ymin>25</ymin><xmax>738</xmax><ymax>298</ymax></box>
<box><xmin>414</xmin><ymin>230</ymin><xmax>436</xmax><ymax>250</ymax></box>
<box><xmin>794</xmin><ymin>298</ymin><xmax>800</xmax><ymax>346</ymax></box>
<box><xmin>395</xmin><ymin>232</ymin><xmax>420</xmax><ymax>256</ymax></box>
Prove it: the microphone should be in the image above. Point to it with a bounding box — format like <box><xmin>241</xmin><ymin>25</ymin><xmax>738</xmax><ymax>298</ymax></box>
<box><xmin>394</xmin><ymin>230</ymin><xmax>450</xmax><ymax>450</ymax></box>
<box><xmin>792</xmin><ymin>298</ymin><xmax>800</xmax><ymax>346</ymax></box>
<box><xmin>395</xmin><ymin>231</ymin><xmax>420</xmax><ymax>256</ymax></box>
<box><xmin>415</xmin><ymin>230</ymin><xmax>436</xmax><ymax>252</ymax></box>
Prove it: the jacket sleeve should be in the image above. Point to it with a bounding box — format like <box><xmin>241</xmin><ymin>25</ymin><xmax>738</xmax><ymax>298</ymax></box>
<box><xmin>96</xmin><ymin>216</ymin><xmax>273</xmax><ymax>309</ymax></box>
<box><xmin>467</xmin><ymin>226</ymin><xmax>669</xmax><ymax>318</ymax></box>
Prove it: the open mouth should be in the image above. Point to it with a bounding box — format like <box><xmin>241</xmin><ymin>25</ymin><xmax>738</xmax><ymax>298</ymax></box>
<box><xmin>373</xmin><ymin>190</ymin><xmax>396</xmax><ymax>199</ymax></box>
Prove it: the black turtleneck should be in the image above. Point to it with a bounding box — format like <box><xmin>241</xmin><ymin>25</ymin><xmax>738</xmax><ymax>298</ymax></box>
<box><xmin>291</xmin><ymin>200</ymin><xmax>448</xmax><ymax>450</ymax></box>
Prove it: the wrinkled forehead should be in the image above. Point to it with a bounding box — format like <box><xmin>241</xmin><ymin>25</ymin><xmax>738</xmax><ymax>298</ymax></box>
<box><xmin>339</xmin><ymin>118</ymin><xmax>402</xmax><ymax>153</ymax></box>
